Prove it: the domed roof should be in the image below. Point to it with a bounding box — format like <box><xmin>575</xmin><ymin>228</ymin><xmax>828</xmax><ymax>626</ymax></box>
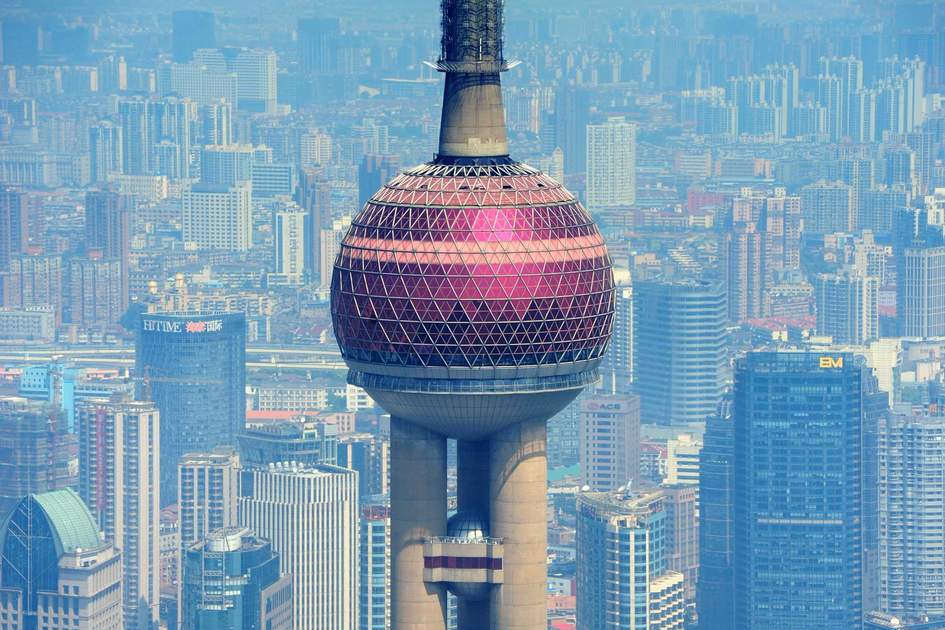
<box><xmin>331</xmin><ymin>161</ymin><xmax>615</xmax><ymax>373</ymax></box>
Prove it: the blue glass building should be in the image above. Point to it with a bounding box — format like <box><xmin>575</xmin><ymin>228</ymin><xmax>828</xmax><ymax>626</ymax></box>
<box><xmin>733</xmin><ymin>352</ymin><xmax>885</xmax><ymax>629</ymax></box>
<box><xmin>135</xmin><ymin>312</ymin><xmax>246</xmax><ymax>504</ymax></box>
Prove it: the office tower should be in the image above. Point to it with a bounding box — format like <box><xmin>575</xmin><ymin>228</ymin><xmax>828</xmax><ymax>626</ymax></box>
<box><xmin>579</xmin><ymin>395</ymin><xmax>641</xmax><ymax>492</ymax></box>
<box><xmin>3</xmin><ymin>253</ymin><xmax>64</xmax><ymax>323</ymax></box>
<box><xmin>897</xmin><ymin>246</ymin><xmax>945</xmax><ymax>338</ymax></box>
<box><xmin>200</xmin><ymin>144</ymin><xmax>255</xmax><ymax>186</ymax></box>
<box><xmin>240</xmin><ymin>463</ymin><xmax>358</xmax><ymax>630</ymax></box>
<box><xmin>361</xmin><ymin>500</ymin><xmax>391</xmax><ymax>630</ymax></box>
<box><xmin>84</xmin><ymin>191</ymin><xmax>130</xmax><ymax>309</ymax></box>
<box><xmin>633</xmin><ymin>280</ymin><xmax>726</xmax><ymax>426</ymax></box>
<box><xmin>0</xmin><ymin>397</ymin><xmax>74</xmax><ymax>518</ymax></box>
<box><xmin>358</xmin><ymin>155</ymin><xmax>400</xmax><ymax>208</ymax></box>
<box><xmin>182</xmin><ymin>527</ymin><xmax>293</xmax><ymax>630</ymax></box>
<box><xmin>0</xmin><ymin>186</ymin><xmax>27</xmax><ymax>271</ymax></box>
<box><xmin>880</xmin><ymin>409</ymin><xmax>945</xmax><ymax>618</ymax></box>
<box><xmin>200</xmin><ymin>100</ymin><xmax>232</xmax><ymax>146</ymax></box>
<box><xmin>273</xmin><ymin>207</ymin><xmax>307</xmax><ymax>285</ymax></box>
<box><xmin>0</xmin><ymin>489</ymin><xmax>123</xmax><ymax>630</ymax></box>
<box><xmin>662</xmin><ymin>484</ymin><xmax>699</xmax><ymax>607</ymax></box>
<box><xmin>665</xmin><ymin>434</ymin><xmax>701</xmax><ymax>486</ymax></box>
<box><xmin>602</xmin><ymin>285</ymin><xmax>633</xmax><ymax>393</ymax></box>
<box><xmin>330</xmin><ymin>2</ymin><xmax>615</xmax><ymax>627</ymax></box>
<box><xmin>228</xmin><ymin>49</ymin><xmax>278</xmax><ymax>114</ymax></box>
<box><xmin>697</xmin><ymin>405</ymin><xmax>735</xmax><ymax>630</ymax></box>
<box><xmin>118</xmin><ymin>99</ymin><xmax>152</xmax><ymax>176</ymax></box>
<box><xmin>239</xmin><ymin>420</ymin><xmax>338</xmax><ymax>468</ymax></box>
<box><xmin>172</xmin><ymin>10</ymin><xmax>216</xmax><ymax>62</ymax></box>
<box><xmin>178</xmin><ymin>448</ymin><xmax>240</xmax><ymax>551</ymax></box>
<box><xmin>182</xmin><ymin>183</ymin><xmax>252</xmax><ymax>251</ymax></box>
<box><xmin>586</xmin><ymin>116</ymin><xmax>637</xmax><ymax>209</ymax></box>
<box><xmin>136</xmin><ymin>312</ymin><xmax>246</xmax><ymax>504</ymax></box>
<box><xmin>337</xmin><ymin>433</ymin><xmax>390</xmax><ymax>498</ymax></box>
<box><xmin>66</xmin><ymin>254</ymin><xmax>123</xmax><ymax>330</ymax></box>
<box><xmin>89</xmin><ymin>122</ymin><xmax>123</xmax><ymax>184</ymax></box>
<box><xmin>814</xmin><ymin>270</ymin><xmax>879</xmax><ymax>344</ymax></box>
<box><xmin>76</xmin><ymin>400</ymin><xmax>160</xmax><ymax>630</ymax></box>
<box><xmin>296</xmin><ymin>169</ymin><xmax>330</xmax><ymax>283</ymax></box>
<box><xmin>554</xmin><ymin>85</ymin><xmax>590</xmax><ymax>175</ymax></box>
<box><xmin>733</xmin><ymin>352</ymin><xmax>883</xmax><ymax>629</ymax></box>
<box><xmin>801</xmin><ymin>180</ymin><xmax>855</xmax><ymax>234</ymax></box>
<box><xmin>576</xmin><ymin>489</ymin><xmax>686</xmax><ymax>629</ymax></box>
<box><xmin>297</xmin><ymin>18</ymin><xmax>340</xmax><ymax>75</ymax></box>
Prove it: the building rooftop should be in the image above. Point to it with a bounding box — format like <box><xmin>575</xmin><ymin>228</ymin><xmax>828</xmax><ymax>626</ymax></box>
<box><xmin>28</xmin><ymin>489</ymin><xmax>102</xmax><ymax>555</ymax></box>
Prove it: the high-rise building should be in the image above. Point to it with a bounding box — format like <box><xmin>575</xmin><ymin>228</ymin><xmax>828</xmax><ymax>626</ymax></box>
<box><xmin>84</xmin><ymin>191</ymin><xmax>131</xmax><ymax>308</ymax></box>
<box><xmin>801</xmin><ymin>180</ymin><xmax>855</xmax><ymax>234</ymax></box>
<box><xmin>0</xmin><ymin>397</ymin><xmax>75</xmax><ymax>518</ymax></box>
<box><xmin>633</xmin><ymin>280</ymin><xmax>727</xmax><ymax>426</ymax></box>
<box><xmin>579</xmin><ymin>395</ymin><xmax>640</xmax><ymax>492</ymax></box>
<box><xmin>358</xmin><ymin>155</ymin><xmax>400</xmax><ymax>208</ymax></box>
<box><xmin>239</xmin><ymin>463</ymin><xmax>358</xmax><ymax>630</ymax></box>
<box><xmin>200</xmin><ymin>100</ymin><xmax>232</xmax><ymax>146</ymax></box>
<box><xmin>697</xmin><ymin>405</ymin><xmax>735</xmax><ymax>630</ymax></box>
<box><xmin>897</xmin><ymin>246</ymin><xmax>945</xmax><ymax>338</ymax></box>
<box><xmin>89</xmin><ymin>122</ymin><xmax>123</xmax><ymax>184</ymax></box>
<box><xmin>135</xmin><ymin>312</ymin><xmax>246</xmax><ymax>504</ymax></box>
<box><xmin>815</xmin><ymin>270</ymin><xmax>880</xmax><ymax>344</ymax></box>
<box><xmin>733</xmin><ymin>352</ymin><xmax>884</xmax><ymax>629</ymax></box>
<box><xmin>586</xmin><ymin>116</ymin><xmax>637</xmax><ymax>209</ymax></box>
<box><xmin>182</xmin><ymin>183</ymin><xmax>252</xmax><ymax>251</ymax></box>
<box><xmin>118</xmin><ymin>99</ymin><xmax>152</xmax><ymax>176</ymax></box>
<box><xmin>239</xmin><ymin>420</ymin><xmax>338</xmax><ymax>469</ymax></box>
<box><xmin>296</xmin><ymin>169</ymin><xmax>330</xmax><ymax>283</ymax></box>
<box><xmin>0</xmin><ymin>186</ymin><xmax>28</xmax><ymax>271</ymax></box>
<box><xmin>554</xmin><ymin>85</ymin><xmax>590</xmax><ymax>175</ymax></box>
<box><xmin>0</xmin><ymin>490</ymin><xmax>123</xmax><ymax>630</ymax></box>
<box><xmin>66</xmin><ymin>254</ymin><xmax>124</xmax><ymax>331</ymax></box>
<box><xmin>665</xmin><ymin>434</ymin><xmax>701</xmax><ymax>487</ymax></box>
<box><xmin>330</xmin><ymin>2</ymin><xmax>615</xmax><ymax>627</ymax></box>
<box><xmin>152</xmin><ymin>97</ymin><xmax>196</xmax><ymax>180</ymax></box>
<box><xmin>273</xmin><ymin>207</ymin><xmax>307</xmax><ymax>285</ymax></box>
<box><xmin>76</xmin><ymin>400</ymin><xmax>160</xmax><ymax>630</ymax></box>
<box><xmin>199</xmin><ymin>144</ymin><xmax>255</xmax><ymax>186</ymax></box>
<box><xmin>182</xmin><ymin>527</ymin><xmax>293</xmax><ymax>630</ymax></box>
<box><xmin>724</xmin><ymin>222</ymin><xmax>763</xmax><ymax>322</ymax></box>
<box><xmin>337</xmin><ymin>433</ymin><xmax>389</xmax><ymax>498</ymax></box>
<box><xmin>227</xmin><ymin>48</ymin><xmax>278</xmax><ymax>114</ymax></box>
<box><xmin>879</xmin><ymin>408</ymin><xmax>945</xmax><ymax>618</ymax></box>
<box><xmin>178</xmin><ymin>448</ymin><xmax>240</xmax><ymax>552</ymax></box>
<box><xmin>601</xmin><ymin>284</ymin><xmax>633</xmax><ymax>393</ymax></box>
<box><xmin>662</xmin><ymin>484</ymin><xmax>699</xmax><ymax>607</ymax></box>
<box><xmin>3</xmin><ymin>253</ymin><xmax>64</xmax><ymax>323</ymax></box>
<box><xmin>172</xmin><ymin>10</ymin><xmax>216</xmax><ymax>62</ymax></box>
<box><xmin>297</xmin><ymin>18</ymin><xmax>340</xmax><ymax>75</ymax></box>
<box><xmin>360</xmin><ymin>500</ymin><xmax>391</xmax><ymax>630</ymax></box>
<box><xmin>576</xmin><ymin>489</ymin><xmax>686</xmax><ymax>629</ymax></box>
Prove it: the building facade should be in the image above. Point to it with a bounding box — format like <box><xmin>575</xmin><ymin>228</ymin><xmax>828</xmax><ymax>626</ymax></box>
<box><xmin>579</xmin><ymin>395</ymin><xmax>641</xmax><ymax>492</ymax></box>
<box><xmin>586</xmin><ymin>116</ymin><xmax>637</xmax><ymax>209</ymax></box>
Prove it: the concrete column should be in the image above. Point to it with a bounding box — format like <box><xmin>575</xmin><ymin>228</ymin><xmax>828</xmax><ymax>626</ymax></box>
<box><xmin>457</xmin><ymin>439</ymin><xmax>492</xmax><ymax>628</ymax></box>
<box><xmin>391</xmin><ymin>417</ymin><xmax>448</xmax><ymax>630</ymax></box>
<box><xmin>489</xmin><ymin>417</ymin><xmax>548</xmax><ymax>630</ymax></box>
<box><xmin>438</xmin><ymin>73</ymin><xmax>509</xmax><ymax>158</ymax></box>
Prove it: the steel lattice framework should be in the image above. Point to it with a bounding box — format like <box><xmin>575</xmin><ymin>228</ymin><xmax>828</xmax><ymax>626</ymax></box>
<box><xmin>440</xmin><ymin>0</ymin><xmax>504</xmax><ymax>64</ymax></box>
<box><xmin>331</xmin><ymin>161</ymin><xmax>615</xmax><ymax>370</ymax></box>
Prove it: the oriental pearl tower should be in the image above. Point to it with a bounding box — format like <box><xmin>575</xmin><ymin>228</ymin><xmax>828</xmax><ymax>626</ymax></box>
<box><xmin>330</xmin><ymin>1</ymin><xmax>615</xmax><ymax>628</ymax></box>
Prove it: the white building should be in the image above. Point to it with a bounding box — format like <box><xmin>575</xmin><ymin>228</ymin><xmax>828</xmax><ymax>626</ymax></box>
<box><xmin>240</xmin><ymin>462</ymin><xmax>359</xmax><ymax>630</ymax></box>
<box><xmin>182</xmin><ymin>183</ymin><xmax>252</xmax><ymax>251</ymax></box>
<box><xmin>273</xmin><ymin>206</ymin><xmax>307</xmax><ymax>285</ymax></box>
<box><xmin>319</xmin><ymin>215</ymin><xmax>352</xmax><ymax>291</ymax></box>
<box><xmin>586</xmin><ymin>116</ymin><xmax>637</xmax><ymax>209</ymax></box>
<box><xmin>665</xmin><ymin>434</ymin><xmax>701</xmax><ymax>487</ymax></box>
<box><xmin>77</xmin><ymin>400</ymin><xmax>161</xmax><ymax>630</ymax></box>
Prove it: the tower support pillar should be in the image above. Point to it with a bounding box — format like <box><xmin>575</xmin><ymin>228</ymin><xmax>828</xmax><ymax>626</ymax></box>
<box><xmin>391</xmin><ymin>417</ymin><xmax>448</xmax><ymax>630</ymax></box>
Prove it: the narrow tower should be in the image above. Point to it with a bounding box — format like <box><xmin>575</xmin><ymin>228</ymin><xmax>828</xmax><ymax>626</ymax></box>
<box><xmin>331</xmin><ymin>2</ymin><xmax>615</xmax><ymax>628</ymax></box>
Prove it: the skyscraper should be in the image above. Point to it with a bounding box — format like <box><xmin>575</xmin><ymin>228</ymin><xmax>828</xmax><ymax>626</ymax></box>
<box><xmin>89</xmin><ymin>122</ymin><xmax>123</xmax><ymax>183</ymax></box>
<box><xmin>358</xmin><ymin>154</ymin><xmax>400</xmax><ymax>208</ymax></box>
<box><xmin>178</xmin><ymin>448</ymin><xmax>240</xmax><ymax>552</ymax></box>
<box><xmin>135</xmin><ymin>312</ymin><xmax>246</xmax><ymax>504</ymax></box>
<box><xmin>66</xmin><ymin>254</ymin><xmax>124</xmax><ymax>331</ymax></box>
<box><xmin>697</xmin><ymin>404</ymin><xmax>735</xmax><ymax>630</ymax></box>
<box><xmin>228</xmin><ymin>48</ymin><xmax>278</xmax><ymax>114</ymax></box>
<box><xmin>801</xmin><ymin>180</ymin><xmax>855</xmax><ymax>234</ymax></box>
<box><xmin>172</xmin><ymin>10</ymin><xmax>216</xmax><ymax>62</ymax></box>
<box><xmin>0</xmin><ymin>490</ymin><xmax>123</xmax><ymax>630</ymax></box>
<box><xmin>633</xmin><ymin>280</ymin><xmax>727</xmax><ymax>426</ymax></box>
<box><xmin>733</xmin><ymin>352</ymin><xmax>883</xmax><ymax>629</ymax></box>
<box><xmin>814</xmin><ymin>270</ymin><xmax>880</xmax><ymax>344</ymax></box>
<box><xmin>182</xmin><ymin>528</ymin><xmax>293</xmax><ymax>630</ymax></box>
<box><xmin>579</xmin><ymin>394</ymin><xmax>641</xmax><ymax>492</ymax></box>
<box><xmin>553</xmin><ymin>85</ymin><xmax>590</xmax><ymax>175</ymax></box>
<box><xmin>239</xmin><ymin>420</ymin><xmax>338</xmax><ymax>468</ymax></box>
<box><xmin>182</xmin><ymin>183</ymin><xmax>253</xmax><ymax>251</ymax></box>
<box><xmin>330</xmin><ymin>2</ymin><xmax>615</xmax><ymax>627</ymax></box>
<box><xmin>84</xmin><ymin>191</ymin><xmax>131</xmax><ymax>309</ymax></box>
<box><xmin>296</xmin><ymin>169</ymin><xmax>331</xmax><ymax>283</ymax></box>
<box><xmin>897</xmin><ymin>246</ymin><xmax>945</xmax><ymax>338</ymax></box>
<box><xmin>273</xmin><ymin>207</ymin><xmax>307</xmax><ymax>285</ymax></box>
<box><xmin>76</xmin><ymin>400</ymin><xmax>161</xmax><ymax>630</ymax></box>
<box><xmin>0</xmin><ymin>186</ymin><xmax>28</xmax><ymax>271</ymax></box>
<box><xmin>361</xmin><ymin>500</ymin><xmax>391</xmax><ymax>630</ymax></box>
<box><xmin>118</xmin><ymin>99</ymin><xmax>152</xmax><ymax>176</ymax></box>
<box><xmin>601</xmin><ymin>284</ymin><xmax>633</xmax><ymax>393</ymax></box>
<box><xmin>239</xmin><ymin>463</ymin><xmax>358</xmax><ymax>630</ymax></box>
<box><xmin>586</xmin><ymin>116</ymin><xmax>637</xmax><ymax>209</ymax></box>
<box><xmin>662</xmin><ymin>483</ymin><xmax>699</xmax><ymax>608</ymax></box>
<box><xmin>297</xmin><ymin>18</ymin><xmax>340</xmax><ymax>75</ymax></box>
<box><xmin>0</xmin><ymin>397</ymin><xmax>75</xmax><ymax>518</ymax></box>
<box><xmin>576</xmin><ymin>489</ymin><xmax>686</xmax><ymax>629</ymax></box>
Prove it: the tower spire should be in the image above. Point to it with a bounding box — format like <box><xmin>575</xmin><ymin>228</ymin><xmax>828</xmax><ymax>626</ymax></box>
<box><xmin>432</xmin><ymin>0</ymin><xmax>513</xmax><ymax>161</ymax></box>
